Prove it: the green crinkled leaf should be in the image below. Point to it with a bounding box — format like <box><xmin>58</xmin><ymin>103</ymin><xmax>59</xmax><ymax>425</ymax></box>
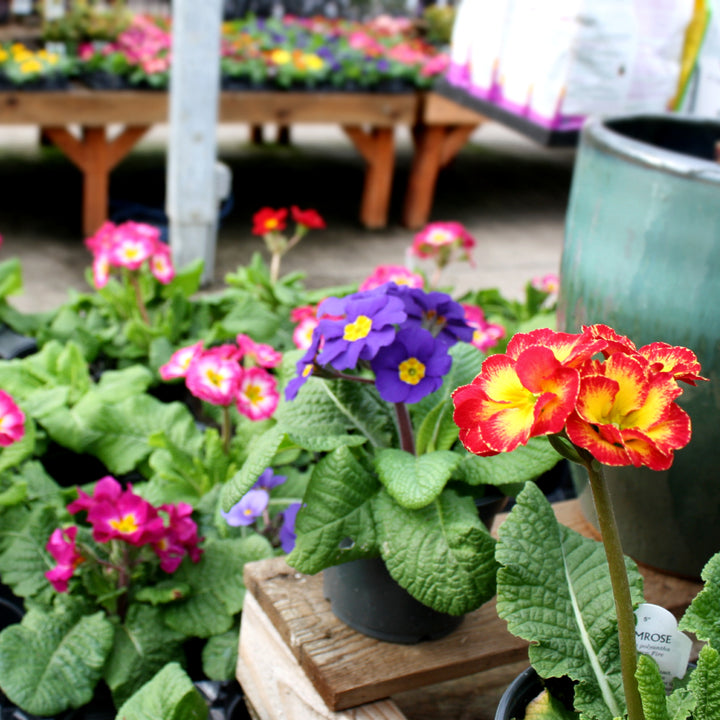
<box><xmin>217</xmin><ymin>293</ymin><xmax>281</xmax><ymax>341</ymax></box>
<box><xmin>496</xmin><ymin>482</ymin><xmax>644</xmax><ymax>720</ymax></box>
<box><xmin>679</xmin><ymin>552</ymin><xmax>720</xmax><ymax>648</ymax></box>
<box><xmin>667</xmin><ymin>687</ymin><xmax>695</xmax><ymax>720</ymax></box>
<box><xmin>0</xmin><ymin>480</ymin><xmax>26</xmax><ymax>507</ymax></box>
<box><xmin>163</xmin><ymin>535</ymin><xmax>273</xmax><ymax>638</ymax></box>
<box><xmin>637</xmin><ymin>654</ymin><xmax>671</xmax><ymax>720</ymax></box>
<box><xmin>221</xmin><ymin>425</ymin><xmax>287</xmax><ymax>511</ymax></box>
<box><xmin>135</xmin><ymin>581</ymin><xmax>192</xmax><ymax>605</ymax></box>
<box><xmin>374</xmin><ymin>488</ymin><xmax>497</xmax><ymax>615</ymax></box>
<box><xmin>83</xmin><ymin>394</ymin><xmax>198</xmax><ymax>475</ymax></box>
<box><xmin>0</xmin><ymin>416</ymin><xmax>35</xmax><ymax>473</ymax></box>
<box><xmin>115</xmin><ymin>662</ymin><xmax>208</xmax><ymax>720</ymax></box>
<box><xmin>276</xmin><ymin>377</ymin><xmax>395</xmax><ymax>451</ymax></box>
<box><xmin>0</xmin><ymin>607</ymin><xmax>114</xmax><ymax>716</ymax></box>
<box><xmin>287</xmin><ymin>446</ymin><xmax>380</xmax><ymax>574</ymax></box>
<box><xmin>375</xmin><ymin>448</ymin><xmax>460</xmax><ymax>509</ymax></box>
<box><xmin>0</xmin><ymin>504</ymin><xmax>57</xmax><ymax>599</ymax></box>
<box><xmin>92</xmin><ymin>364</ymin><xmax>154</xmax><ymax>400</ymax></box>
<box><xmin>202</xmin><ymin>627</ymin><xmax>239</xmax><ymax>681</ymax></box>
<box><xmin>456</xmin><ymin>436</ymin><xmax>561</xmax><ymax>488</ymax></box>
<box><xmin>161</xmin><ymin>258</ymin><xmax>204</xmax><ymax>300</ymax></box>
<box><xmin>104</xmin><ymin>604</ymin><xmax>187</xmax><ymax>708</ymax></box>
<box><xmin>689</xmin><ymin>645</ymin><xmax>720</xmax><ymax>720</ymax></box>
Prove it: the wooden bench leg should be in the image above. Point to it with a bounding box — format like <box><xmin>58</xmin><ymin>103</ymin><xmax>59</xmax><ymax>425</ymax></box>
<box><xmin>42</xmin><ymin>124</ymin><xmax>151</xmax><ymax>236</ymax></box>
<box><xmin>342</xmin><ymin>125</ymin><xmax>395</xmax><ymax>229</ymax></box>
<box><xmin>403</xmin><ymin>123</ymin><xmax>479</xmax><ymax>229</ymax></box>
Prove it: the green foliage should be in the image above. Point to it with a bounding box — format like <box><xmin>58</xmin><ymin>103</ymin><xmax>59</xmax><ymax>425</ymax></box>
<box><xmin>115</xmin><ymin>662</ymin><xmax>208</xmax><ymax>720</ymax></box>
<box><xmin>497</xmin><ymin>482</ymin><xmax>644</xmax><ymax>720</ymax></box>
<box><xmin>202</xmin><ymin>626</ymin><xmax>240</xmax><ymax>681</ymax></box>
<box><xmin>0</xmin><ymin>605</ymin><xmax>115</xmax><ymax>716</ymax></box>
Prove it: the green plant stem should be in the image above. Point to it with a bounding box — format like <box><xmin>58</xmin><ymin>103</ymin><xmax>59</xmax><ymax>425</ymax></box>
<box><xmin>394</xmin><ymin>402</ymin><xmax>415</xmax><ymax>455</ymax></box>
<box><xmin>129</xmin><ymin>273</ymin><xmax>150</xmax><ymax>325</ymax></box>
<box><xmin>585</xmin><ymin>457</ymin><xmax>645</xmax><ymax>720</ymax></box>
<box><xmin>222</xmin><ymin>405</ymin><xmax>232</xmax><ymax>454</ymax></box>
<box><xmin>270</xmin><ymin>252</ymin><xmax>281</xmax><ymax>284</ymax></box>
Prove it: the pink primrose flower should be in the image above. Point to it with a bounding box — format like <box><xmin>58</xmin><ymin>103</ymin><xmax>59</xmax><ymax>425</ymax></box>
<box><xmin>109</xmin><ymin>222</ymin><xmax>157</xmax><ymax>271</ymax></box>
<box><xmin>532</xmin><ymin>273</ymin><xmax>560</xmax><ymax>295</ymax></box>
<box><xmin>45</xmin><ymin>526</ymin><xmax>84</xmax><ymax>593</ymax></box>
<box><xmin>84</xmin><ymin>221</ymin><xmax>116</xmax><ymax>255</ymax></box>
<box><xmin>159</xmin><ymin>341</ymin><xmax>204</xmax><ymax>381</ymax></box>
<box><xmin>461</xmin><ymin>304</ymin><xmax>505</xmax><ymax>353</ymax></box>
<box><xmin>290</xmin><ymin>304</ymin><xmax>317</xmax><ymax>323</ymax></box>
<box><xmin>185</xmin><ymin>348</ymin><xmax>243</xmax><ymax>406</ymax></box>
<box><xmin>236</xmin><ymin>333</ymin><xmax>282</xmax><ymax>368</ymax></box>
<box><xmin>410</xmin><ymin>221</ymin><xmax>476</xmax><ymax>267</ymax></box>
<box><xmin>149</xmin><ymin>244</ymin><xmax>175</xmax><ymax>284</ymax></box>
<box><xmin>67</xmin><ymin>475</ymin><xmax>123</xmax><ymax>515</ymax></box>
<box><xmin>91</xmin><ymin>253</ymin><xmax>112</xmax><ymax>289</ymax></box>
<box><xmin>421</xmin><ymin>54</ymin><xmax>449</xmax><ymax>77</ymax></box>
<box><xmin>293</xmin><ymin>316</ymin><xmax>319</xmax><ymax>351</ymax></box>
<box><xmin>359</xmin><ymin>264</ymin><xmax>425</xmax><ymax>291</ymax></box>
<box><xmin>236</xmin><ymin>367</ymin><xmax>279</xmax><ymax>421</ymax></box>
<box><xmin>0</xmin><ymin>390</ymin><xmax>24</xmax><ymax>447</ymax></box>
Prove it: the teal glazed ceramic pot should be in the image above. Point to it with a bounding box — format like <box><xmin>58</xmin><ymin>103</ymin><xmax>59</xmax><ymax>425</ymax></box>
<box><xmin>558</xmin><ymin>114</ymin><xmax>720</xmax><ymax>579</ymax></box>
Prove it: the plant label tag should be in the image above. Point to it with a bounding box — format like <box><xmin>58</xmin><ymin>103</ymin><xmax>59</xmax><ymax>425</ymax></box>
<box><xmin>635</xmin><ymin>602</ymin><xmax>692</xmax><ymax>691</ymax></box>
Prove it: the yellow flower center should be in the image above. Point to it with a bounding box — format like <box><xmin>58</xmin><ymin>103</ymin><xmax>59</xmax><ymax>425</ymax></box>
<box><xmin>110</xmin><ymin>514</ymin><xmax>139</xmax><ymax>535</ymax></box>
<box><xmin>399</xmin><ymin>357</ymin><xmax>426</xmax><ymax>385</ymax></box>
<box><xmin>265</xmin><ymin>218</ymin><xmax>279</xmax><ymax>230</ymax></box>
<box><xmin>245</xmin><ymin>384</ymin><xmax>264</xmax><ymax>404</ymax></box>
<box><xmin>344</xmin><ymin>315</ymin><xmax>372</xmax><ymax>342</ymax></box>
<box><xmin>206</xmin><ymin>368</ymin><xmax>223</xmax><ymax>387</ymax></box>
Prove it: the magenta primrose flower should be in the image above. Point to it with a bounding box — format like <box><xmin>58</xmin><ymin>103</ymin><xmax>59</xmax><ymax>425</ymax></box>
<box><xmin>236</xmin><ymin>333</ymin><xmax>282</xmax><ymax>368</ymax></box>
<box><xmin>315</xmin><ymin>286</ymin><xmax>407</xmax><ymax>370</ymax></box>
<box><xmin>153</xmin><ymin>503</ymin><xmax>204</xmax><ymax>573</ymax></box>
<box><xmin>0</xmin><ymin>390</ymin><xmax>25</xmax><ymax>447</ymax></box>
<box><xmin>70</xmin><ymin>478</ymin><xmax>166</xmax><ymax>547</ymax></box>
<box><xmin>45</xmin><ymin>526</ymin><xmax>84</xmax><ymax>593</ymax></box>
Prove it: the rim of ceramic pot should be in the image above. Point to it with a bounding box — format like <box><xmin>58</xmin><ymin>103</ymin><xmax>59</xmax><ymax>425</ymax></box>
<box><xmin>581</xmin><ymin>113</ymin><xmax>720</xmax><ymax>185</ymax></box>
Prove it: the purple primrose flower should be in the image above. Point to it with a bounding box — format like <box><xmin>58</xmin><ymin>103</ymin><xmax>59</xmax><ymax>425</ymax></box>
<box><xmin>371</xmin><ymin>327</ymin><xmax>452</xmax><ymax>404</ymax></box>
<box><xmin>253</xmin><ymin>467</ymin><xmax>287</xmax><ymax>491</ymax></box>
<box><xmin>315</xmin><ymin>287</ymin><xmax>407</xmax><ymax>370</ymax></box>
<box><xmin>279</xmin><ymin>502</ymin><xmax>302</xmax><ymax>553</ymax></box>
<box><xmin>221</xmin><ymin>489</ymin><xmax>269</xmax><ymax>527</ymax></box>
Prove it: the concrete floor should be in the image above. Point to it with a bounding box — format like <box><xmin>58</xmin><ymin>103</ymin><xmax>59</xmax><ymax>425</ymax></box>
<box><xmin>0</xmin><ymin>120</ymin><xmax>575</xmax><ymax>314</ymax></box>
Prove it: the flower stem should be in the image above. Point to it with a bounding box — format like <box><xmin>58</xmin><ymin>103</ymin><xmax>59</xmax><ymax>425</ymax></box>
<box><xmin>394</xmin><ymin>402</ymin><xmax>415</xmax><ymax>455</ymax></box>
<box><xmin>270</xmin><ymin>252</ymin><xmax>281</xmax><ymax>284</ymax></box>
<box><xmin>585</xmin><ymin>458</ymin><xmax>644</xmax><ymax>720</ymax></box>
<box><xmin>222</xmin><ymin>405</ymin><xmax>232</xmax><ymax>454</ymax></box>
<box><xmin>129</xmin><ymin>273</ymin><xmax>150</xmax><ymax>325</ymax></box>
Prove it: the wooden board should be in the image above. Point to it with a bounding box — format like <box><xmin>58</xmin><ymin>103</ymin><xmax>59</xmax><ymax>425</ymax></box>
<box><xmin>241</xmin><ymin>499</ymin><xmax>702</xmax><ymax>713</ymax></box>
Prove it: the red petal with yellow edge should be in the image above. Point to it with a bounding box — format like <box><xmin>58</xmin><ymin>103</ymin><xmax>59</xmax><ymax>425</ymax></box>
<box><xmin>599</xmin><ymin>352</ymin><xmax>650</xmax><ymax>417</ymax></box>
<box><xmin>480</xmin><ymin>398</ymin><xmax>536</xmax><ymax>453</ymax></box>
<box><xmin>507</xmin><ymin>328</ymin><xmax>605</xmax><ymax>368</ymax></box>
<box><xmin>457</xmin><ymin>424</ymin><xmax>500</xmax><ymax>457</ymax></box>
<box><xmin>642</xmin><ymin>402</ymin><xmax>691</xmax><ymax>455</ymax></box>
<box><xmin>582</xmin><ymin>324</ymin><xmax>637</xmax><ymax>357</ymax></box>
<box><xmin>620</xmin><ymin>428</ymin><xmax>675</xmax><ymax>471</ymax></box>
<box><xmin>566</xmin><ymin>412</ymin><xmax>631</xmax><ymax>466</ymax></box>
<box><xmin>452</xmin><ymin>379</ymin><xmax>505</xmax><ymax>456</ymax></box>
<box><xmin>638</xmin><ymin>342</ymin><xmax>708</xmax><ymax>386</ymax></box>
<box><xmin>531</xmin><ymin>371</ymin><xmax>580</xmax><ymax>435</ymax></box>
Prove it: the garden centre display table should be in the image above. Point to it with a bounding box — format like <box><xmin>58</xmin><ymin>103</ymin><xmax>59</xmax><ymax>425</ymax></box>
<box><xmin>237</xmin><ymin>499</ymin><xmax>702</xmax><ymax>720</ymax></box>
<box><xmin>0</xmin><ymin>87</ymin><xmax>480</xmax><ymax>236</ymax></box>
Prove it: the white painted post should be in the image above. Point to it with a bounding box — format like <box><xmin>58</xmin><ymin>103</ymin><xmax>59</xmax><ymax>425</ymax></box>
<box><xmin>166</xmin><ymin>0</ymin><xmax>224</xmax><ymax>285</ymax></box>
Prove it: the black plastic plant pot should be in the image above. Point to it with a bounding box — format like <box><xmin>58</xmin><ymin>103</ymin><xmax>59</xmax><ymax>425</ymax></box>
<box><xmin>322</xmin><ymin>556</ymin><xmax>463</xmax><ymax>644</ymax></box>
<box><xmin>495</xmin><ymin>667</ymin><xmax>544</xmax><ymax>720</ymax></box>
<box><xmin>0</xmin><ymin>325</ymin><xmax>37</xmax><ymax>360</ymax></box>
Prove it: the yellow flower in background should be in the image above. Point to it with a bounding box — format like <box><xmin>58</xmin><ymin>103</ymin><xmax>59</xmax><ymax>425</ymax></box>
<box><xmin>19</xmin><ymin>59</ymin><xmax>42</xmax><ymax>75</ymax></box>
<box><xmin>0</xmin><ymin>48</ymin><xmax>8</xmax><ymax>63</ymax></box>
<box><xmin>301</xmin><ymin>53</ymin><xmax>324</xmax><ymax>71</ymax></box>
<box><xmin>269</xmin><ymin>48</ymin><xmax>291</xmax><ymax>65</ymax></box>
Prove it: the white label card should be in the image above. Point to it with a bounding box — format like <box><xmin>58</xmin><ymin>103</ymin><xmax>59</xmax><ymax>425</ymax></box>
<box><xmin>635</xmin><ymin>602</ymin><xmax>692</xmax><ymax>692</ymax></box>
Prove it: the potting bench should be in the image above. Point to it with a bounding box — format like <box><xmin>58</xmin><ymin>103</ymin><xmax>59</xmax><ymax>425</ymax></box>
<box><xmin>0</xmin><ymin>87</ymin><xmax>484</xmax><ymax>236</ymax></box>
<box><xmin>237</xmin><ymin>499</ymin><xmax>702</xmax><ymax>720</ymax></box>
